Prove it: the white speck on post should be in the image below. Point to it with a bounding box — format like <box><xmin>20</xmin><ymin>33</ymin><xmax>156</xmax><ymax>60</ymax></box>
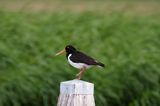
<box><xmin>57</xmin><ymin>79</ymin><xmax>95</xmax><ymax>106</ymax></box>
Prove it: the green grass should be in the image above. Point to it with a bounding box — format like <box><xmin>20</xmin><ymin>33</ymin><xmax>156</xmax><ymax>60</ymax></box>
<box><xmin>0</xmin><ymin>11</ymin><xmax>160</xmax><ymax>106</ymax></box>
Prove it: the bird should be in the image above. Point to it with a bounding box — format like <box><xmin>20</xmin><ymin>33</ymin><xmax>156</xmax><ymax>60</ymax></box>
<box><xmin>55</xmin><ymin>45</ymin><xmax>105</xmax><ymax>79</ymax></box>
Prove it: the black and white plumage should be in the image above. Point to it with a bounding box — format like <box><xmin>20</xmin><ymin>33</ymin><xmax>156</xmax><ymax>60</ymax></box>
<box><xmin>55</xmin><ymin>45</ymin><xmax>105</xmax><ymax>79</ymax></box>
<box><xmin>66</xmin><ymin>45</ymin><xmax>104</xmax><ymax>69</ymax></box>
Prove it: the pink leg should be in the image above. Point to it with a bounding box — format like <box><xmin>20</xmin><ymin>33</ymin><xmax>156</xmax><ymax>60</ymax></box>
<box><xmin>76</xmin><ymin>67</ymin><xmax>86</xmax><ymax>80</ymax></box>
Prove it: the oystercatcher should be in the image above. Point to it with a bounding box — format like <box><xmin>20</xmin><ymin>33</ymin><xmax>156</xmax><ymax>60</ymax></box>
<box><xmin>55</xmin><ymin>45</ymin><xmax>105</xmax><ymax>79</ymax></box>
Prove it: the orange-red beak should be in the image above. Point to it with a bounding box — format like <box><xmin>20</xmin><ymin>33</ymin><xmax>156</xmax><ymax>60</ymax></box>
<box><xmin>55</xmin><ymin>49</ymin><xmax>66</xmax><ymax>56</ymax></box>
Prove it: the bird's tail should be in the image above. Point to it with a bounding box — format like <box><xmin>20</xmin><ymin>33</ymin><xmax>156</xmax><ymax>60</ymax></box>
<box><xmin>97</xmin><ymin>62</ymin><xmax>105</xmax><ymax>68</ymax></box>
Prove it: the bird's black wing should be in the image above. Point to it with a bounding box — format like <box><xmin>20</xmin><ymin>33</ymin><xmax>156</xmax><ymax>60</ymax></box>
<box><xmin>70</xmin><ymin>51</ymin><xmax>98</xmax><ymax>65</ymax></box>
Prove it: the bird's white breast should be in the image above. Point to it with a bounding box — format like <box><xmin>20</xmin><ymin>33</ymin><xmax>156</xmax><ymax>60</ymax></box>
<box><xmin>68</xmin><ymin>54</ymin><xmax>91</xmax><ymax>69</ymax></box>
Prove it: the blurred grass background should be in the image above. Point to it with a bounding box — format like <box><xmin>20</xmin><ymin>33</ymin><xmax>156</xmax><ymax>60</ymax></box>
<box><xmin>0</xmin><ymin>0</ymin><xmax>160</xmax><ymax>106</ymax></box>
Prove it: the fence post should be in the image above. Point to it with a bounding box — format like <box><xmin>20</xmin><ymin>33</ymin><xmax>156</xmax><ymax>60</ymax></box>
<box><xmin>57</xmin><ymin>79</ymin><xmax>95</xmax><ymax>106</ymax></box>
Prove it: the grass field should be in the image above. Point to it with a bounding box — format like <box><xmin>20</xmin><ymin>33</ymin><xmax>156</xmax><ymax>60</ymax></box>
<box><xmin>0</xmin><ymin>0</ymin><xmax>160</xmax><ymax>106</ymax></box>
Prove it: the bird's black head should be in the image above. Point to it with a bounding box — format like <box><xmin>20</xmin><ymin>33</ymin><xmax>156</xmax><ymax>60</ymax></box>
<box><xmin>55</xmin><ymin>45</ymin><xmax>77</xmax><ymax>56</ymax></box>
<box><xmin>65</xmin><ymin>45</ymin><xmax>77</xmax><ymax>53</ymax></box>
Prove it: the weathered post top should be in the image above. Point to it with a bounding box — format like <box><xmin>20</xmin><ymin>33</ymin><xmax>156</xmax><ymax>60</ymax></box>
<box><xmin>60</xmin><ymin>79</ymin><xmax>94</xmax><ymax>95</ymax></box>
<box><xmin>57</xmin><ymin>79</ymin><xmax>95</xmax><ymax>106</ymax></box>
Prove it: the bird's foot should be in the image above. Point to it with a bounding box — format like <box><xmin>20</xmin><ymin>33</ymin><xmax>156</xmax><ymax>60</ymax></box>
<box><xmin>75</xmin><ymin>68</ymin><xmax>85</xmax><ymax>80</ymax></box>
<box><xmin>76</xmin><ymin>73</ymin><xmax>80</xmax><ymax>77</ymax></box>
<box><xmin>75</xmin><ymin>71</ymin><xmax>82</xmax><ymax>78</ymax></box>
<box><xmin>75</xmin><ymin>74</ymin><xmax>81</xmax><ymax>80</ymax></box>
<box><xmin>76</xmin><ymin>76</ymin><xmax>81</xmax><ymax>80</ymax></box>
